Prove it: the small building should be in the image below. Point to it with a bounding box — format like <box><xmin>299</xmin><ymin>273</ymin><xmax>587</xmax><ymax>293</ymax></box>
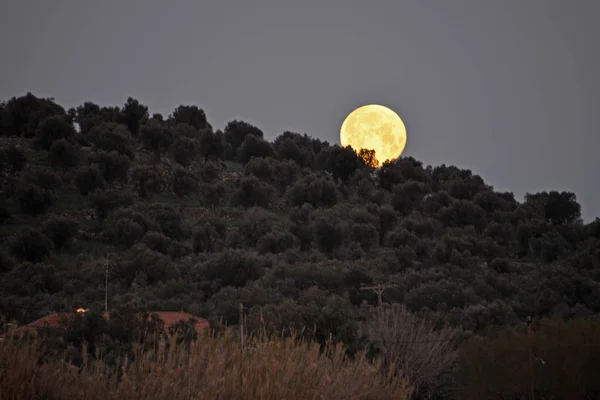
<box><xmin>4</xmin><ymin>309</ymin><xmax>210</xmax><ymax>338</ymax></box>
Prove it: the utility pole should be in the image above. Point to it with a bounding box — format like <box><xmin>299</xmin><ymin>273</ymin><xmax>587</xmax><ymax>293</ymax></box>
<box><xmin>104</xmin><ymin>255</ymin><xmax>111</xmax><ymax>313</ymax></box>
<box><xmin>239</xmin><ymin>303</ymin><xmax>245</xmax><ymax>352</ymax></box>
<box><xmin>360</xmin><ymin>284</ymin><xmax>398</xmax><ymax>331</ymax></box>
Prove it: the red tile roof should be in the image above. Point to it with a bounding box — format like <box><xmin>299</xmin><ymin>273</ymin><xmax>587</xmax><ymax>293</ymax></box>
<box><xmin>8</xmin><ymin>310</ymin><xmax>209</xmax><ymax>336</ymax></box>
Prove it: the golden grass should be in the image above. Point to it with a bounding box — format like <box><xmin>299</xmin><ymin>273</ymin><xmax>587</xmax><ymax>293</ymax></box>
<box><xmin>0</xmin><ymin>330</ymin><xmax>412</xmax><ymax>400</ymax></box>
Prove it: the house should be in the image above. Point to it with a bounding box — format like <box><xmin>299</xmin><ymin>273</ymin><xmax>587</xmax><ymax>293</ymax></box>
<box><xmin>3</xmin><ymin>308</ymin><xmax>210</xmax><ymax>338</ymax></box>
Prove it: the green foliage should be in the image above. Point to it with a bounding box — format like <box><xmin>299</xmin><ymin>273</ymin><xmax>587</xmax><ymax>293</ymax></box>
<box><xmin>22</xmin><ymin>167</ymin><xmax>62</xmax><ymax>191</ymax></box>
<box><xmin>231</xmin><ymin>176</ymin><xmax>276</xmax><ymax>208</ymax></box>
<box><xmin>237</xmin><ymin>134</ymin><xmax>274</xmax><ymax>164</ymax></box>
<box><xmin>169</xmin><ymin>136</ymin><xmax>198</xmax><ymax>167</ymax></box>
<box><xmin>89</xmin><ymin>150</ymin><xmax>131</xmax><ymax>183</ymax></box>
<box><xmin>9</xmin><ymin>228</ymin><xmax>53</xmax><ymax>262</ymax></box>
<box><xmin>90</xmin><ymin>188</ymin><xmax>135</xmax><ymax>222</ymax></box>
<box><xmin>130</xmin><ymin>166</ymin><xmax>162</xmax><ymax>199</ymax></box>
<box><xmin>120</xmin><ymin>97</ymin><xmax>148</xmax><ymax>136</ymax></box>
<box><xmin>198</xmin><ymin>130</ymin><xmax>225</xmax><ymax>162</ymax></box>
<box><xmin>169</xmin><ymin>105</ymin><xmax>211</xmax><ymax>130</ymax></box>
<box><xmin>88</xmin><ymin>122</ymin><xmax>135</xmax><ymax>159</ymax></box>
<box><xmin>2</xmin><ymin>93</ymin><xmax>600</xmax><ymax>399</ymax></box>
<box><xmin>139</xmin><ymin>119</ymin><xmax>173</xmax><ymax>161</ymax></box>
<box><xmin>15</xmin><ymin>182</ymin><xmax>53</xmax><ymax>216</ymax></box>
<box><xmin>42</xmin><ymin>216</ymin><xmax>78</xmax><ymax>250</ymax></box>
<box><xmin>223</xmin><ymin>120</ymin><xmax>264</xmax><ymax>156</ymax></box>
<box><xmin>0</xmin><ymin>146</ymin><xmax>27</xmax><ymax>175</ymax></box>
<box><xmin>171</xmin><ymin>167</ymin><xmax>198</xmax><ymax>199</ymax></box>
<box><xmin>34</xmin><ymin>115</ymin><xmax>76</xmax><ymax>149</ymax></box>
<box><xmin>74</xmin><ymin>165</ymin><xmax>105</xmax><ymax>196</ymax></box>
<box><xmin>49</xmin><ymin>139</ymin><xmax>80</xmax><ymax>169</ymax></box>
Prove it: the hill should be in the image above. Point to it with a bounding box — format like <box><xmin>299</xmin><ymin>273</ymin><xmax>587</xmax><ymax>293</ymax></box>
<box><xmin>1</xmin><ymin>93</ymin><xmax>600</xmax><ymax>397</ymax></box>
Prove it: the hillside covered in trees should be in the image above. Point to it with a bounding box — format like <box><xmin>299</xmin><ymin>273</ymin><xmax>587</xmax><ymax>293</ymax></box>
<box><xmin>1</xmin><ymin>93</ymin><xmax>600</xmax><ymax>398</ymax></box>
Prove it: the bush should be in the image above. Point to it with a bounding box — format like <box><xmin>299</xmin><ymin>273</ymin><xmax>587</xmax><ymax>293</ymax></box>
<box><xmin>169</xmin><ymin>137</ymin><xmax>198</xmax><ymax>167</ymax></box>
<box><xmin>0</xmin><ymin>146</ymin><xmax>27</xmax><ymax>175</ymax></box>
<box><xmin>90</xmin><ymin>189</ymin><xmax>135</xmax><ymax>222</ymax></box>
<box><xmin>75</xmin><ymin>165</ymin><xmax>105</xmax><ymax>196</ymax></box>
<box><xmin>49</xmin><ymin>139</ymin><xmax>80</xmax><ymax>169</ymax></box>
<box><xmin>10</xmin><ymin>228</ymin><xmax>54</xmax><ymax>262</ymax></box>
<box><xmin>34</xmin><ymin>115</ymin><xmax>76</xmax><ymax>149</ymax></box>
<box><xmin>15</xmin><ymin>182</ymin><xmax>53</xmax><ymax>216</ymax></box>
<box><xmin>89</xmin><ymin>150</ymin><xmax>131</xmax><ymax>183</ymax></box>
<box><xmin>230</xmin><ymin>176</ymin><xmax>276</xmax><ymax>209</ymax></box>
<box><xmin>192</xmin><ymin>223</ymin><xmax>220</xmax><ymax>254</ymax></box>
<box><xmin>105</xmin><ymin>217</ymin><xmax>145</xmax><ymax>248</ymax></box>
<box><xmin>171</xmin><ymin>168</ymin><xmax>198</xmax><ymax>199</ymax></box>
<box><xmin>42</xmin><ymin>216</ymin><xmax>78</xmax><ymax>250</ymax></box>
<box><xmin>131</xmin><ymin>166</ymin><xmax>162</xmax><ymax>199</ymax></box>
<box><xmin>143</xmin><ymin>231</ymin><xmax>173</xmax><ymax>255</ymax></box>
<box><xmin>23</xmin><ymin>168</ymin><xmax>62</xmax><ymax>191</ymax></box>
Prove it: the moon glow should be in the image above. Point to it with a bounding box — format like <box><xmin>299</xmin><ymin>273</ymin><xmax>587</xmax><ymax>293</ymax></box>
<box><xmin>340</xmin><ymin>104</ymin><xmax>407</xmax><ymax>165</ymax></box>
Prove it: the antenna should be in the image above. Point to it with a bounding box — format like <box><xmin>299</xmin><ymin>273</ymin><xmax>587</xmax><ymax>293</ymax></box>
<box><xmin>104</xmin><ymin>254</ymin><xmax>111</xmax><ymax>313</ymax></box>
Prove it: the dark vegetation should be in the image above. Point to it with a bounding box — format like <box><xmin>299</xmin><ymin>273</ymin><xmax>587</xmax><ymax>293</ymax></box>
<box><xmin>1</xmin><ymin>93</ymin><xmax>600</xmax><ymax>398</ymax></box>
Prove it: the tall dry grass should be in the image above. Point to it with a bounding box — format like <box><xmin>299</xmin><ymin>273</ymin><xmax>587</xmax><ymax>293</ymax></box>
<box><xmin>0</xmin><ymin>330</ymin><xmax>412</xmax><ymax>400</ymax></box>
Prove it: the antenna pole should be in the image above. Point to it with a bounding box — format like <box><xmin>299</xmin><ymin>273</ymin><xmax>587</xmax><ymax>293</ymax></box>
<box><xmin>104</xmin><ymin>255</ymin><xmax>110</xmax><ymax>313</ymax></box>
<box><xmin>360</xmin><ymin>284</ymin><xmax>398</xmax><ymax>331</ymax></box>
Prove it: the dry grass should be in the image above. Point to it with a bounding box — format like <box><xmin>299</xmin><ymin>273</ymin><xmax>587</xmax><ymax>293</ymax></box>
<box><xmin>0</xmin><ymin>330</ymin><xmax>412</xmax><ymax>400</ymax></box>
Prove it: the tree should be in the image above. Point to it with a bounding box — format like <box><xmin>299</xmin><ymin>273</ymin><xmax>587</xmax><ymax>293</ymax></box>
<box><xmin>0</xmin><ymin>146</ymin><xmax>27</xmax><ymax>176</ymax></box>
<box><xmin>42</xmin><ymin>216</ymin><xmax>78</xmax><ymax>250</ymax></box>
<box><xmin>314</xmin><ymin>217</ymin><xmax>343</xmax><ymax>254</ymax></box>
<box><xmin>120</xmin><ymin>97</ymin><xmax>148</xmax><ymax>135</ymax></box>
<box><xmin>88</xmin><ymin>122</ymin><xmax>134</xmax><ymax>159</ymax></box>
<box><xmin>74</xmin><ymin>166</ymin><xmax>105</xmax><ymax>196</ymax></box>
<box><xmin>316</xmin><ymin>145</ymin><xmax>362</xmax><ymax>183</ymax></box>
<box><xmin>171</xmin><ymin>168</ymin><xmax>198</xmax><ymax>200</ymax></box>
<box><xmin>237</xmin><ymin>134</ymin><xmax>274</xmax><ymax>164</ymax></box>
<box><xmin>89</xmin><ymin>151</ymin><xmax>131</xmax><ymax>184</ymax></box>
<box><xmin>169</xmin><ymin>136</ymin><xmax>198</xmax><ymax>167</ymax></box>
<box><xmin>525</xmin><ymin>191</ymin><xmax>582</xmax><ymax>225</ymax></box>
<box><xmin>34</xmin><ymin>115</ymin><xmax>76</xmax><ymax>149</ymax></box>
<box><xmin>1</xmin><ymin>92</ymin><xmax>67</xmax><ymax>137</ymax></box>
<box><xmin>169</xmin><ymin>105</ymin><xmax>211</xmax><ymax>130</ymax></box>
<box><xmin>230</xmin><ymin>176</ymin><xmax>276</xmax><ymax>209</ymax></box>
<box><xmin>139</xmin><ymin>120</ymin><xmax>173</xmax><ymax>162</ymax></box>
<box><xmin>131</xmin><ymin>166</ymin><xmax>162</xmax><ymax>199</ymax></box>
<box><xmin>49</xmin><ymin>139</ymin><xmax>80</xmax><ymax>170</ymax></box>
<box><xmin>357</xmin><ymin>148</ymin><xmax>379</xmax><ymax>168</ymax></box>
<box><xmin>198</xmin><ymin>130</ymin><xmax>225</xmax><ymax>162</ymax></box>
<box><xmin>15</xmin><ymin>182</ymin><xmax>53</xmax><ymax>216</ymax></box>
<box><xmin>223</xmin><ymin>120</ymin><xmax>264</xmax><ymax>156</ymax></box>
<box><xmin>10</xmin><ymin>228</ymin><xmax>54</xmax><ymax>262</ymax></box>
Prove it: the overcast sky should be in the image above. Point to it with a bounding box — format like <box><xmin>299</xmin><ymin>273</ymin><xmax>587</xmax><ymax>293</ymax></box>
<box><xmin>1</xmin><ymin>0</ymin><xmax>598</xmax><ymax>220</ymax></box>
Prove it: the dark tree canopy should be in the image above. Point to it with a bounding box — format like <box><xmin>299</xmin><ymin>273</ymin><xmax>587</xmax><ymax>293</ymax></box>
<box><xmin>0</xmin><ymin>92</ymin><xmax>598</xmax><ymax>400</ymax></box>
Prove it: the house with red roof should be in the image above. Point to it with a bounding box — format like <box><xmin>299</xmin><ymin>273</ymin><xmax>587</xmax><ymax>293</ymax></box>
<box><xmin>2</xmin><ymin>308</ymin><xmax>210</xmax><ymax>338</ymax></box>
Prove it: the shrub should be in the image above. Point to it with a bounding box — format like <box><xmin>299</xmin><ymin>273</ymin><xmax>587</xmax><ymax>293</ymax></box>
<box><xmin>49</xmin><ymin>139</ymin><xmax>80</xmax><ymax>169</ymax></box>
<box><xmin>90</xmin><ymin>189</ymin><xmax>135</xmax><ymax>223</ymax></box>
<box><xmin>15</xmin><ymin>182</ymin><xmax>53</xmax><ymax>216</ymax></box>
<box><xmin>89</xmin><ymin>150</ymin><xmax>130</xmax><ymax>183</ymax></box>
<box><xmin>0</xmin><ymin>146</ymin><xmax>27</xmax><ymax>175</ymax></box>
<box><xmin>169</xmin><ymin>136</ymin><xmax>198</xmax><ymax>167</ymax></box>
<box><xmin>143</xmin><ymin>231</ymin><xmax>173</xmax><ymax>255</ymax></box>
<box><xmin>75</xmin><ymin>165</ymin><xmax>105</xmax><ymax>196</ymax></box>
<box><xmin>10</xmin><ymin>228</ymin><xmax>54</xmax><ymax>262</ymax></box>
<box><xmin>23</xmin><ymin>168</ymin><xmax>62</xmax><ymax>191</ymax></box>
<box><xmin>42</xmin><ymin>216</ymin><xmax>78</xmax><ymax>250</ymax></box>
<box><xmin>34</xmin><ymin>115</ymin><xmax>76</xmax><ymax>149</ymax></box>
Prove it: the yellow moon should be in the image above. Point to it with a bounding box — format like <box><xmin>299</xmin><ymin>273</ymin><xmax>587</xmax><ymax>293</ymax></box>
<box><xmin>340</xmin><ymin>104</ymin><xmax>407</xmax><ymax>165</ymax></box>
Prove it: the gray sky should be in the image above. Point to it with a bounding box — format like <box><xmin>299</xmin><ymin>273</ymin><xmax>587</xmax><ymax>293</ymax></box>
<box><xmin>1</xmin><ymin>0</ymin><xmax>598</xmax><ymax>220</ymax></box>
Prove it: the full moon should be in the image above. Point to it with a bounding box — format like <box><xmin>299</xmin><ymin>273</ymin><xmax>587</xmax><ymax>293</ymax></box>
<box><xmin>340</xmin><ymin>104</ymin><xmax>407</xmax><ymax>165</ymax></box>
